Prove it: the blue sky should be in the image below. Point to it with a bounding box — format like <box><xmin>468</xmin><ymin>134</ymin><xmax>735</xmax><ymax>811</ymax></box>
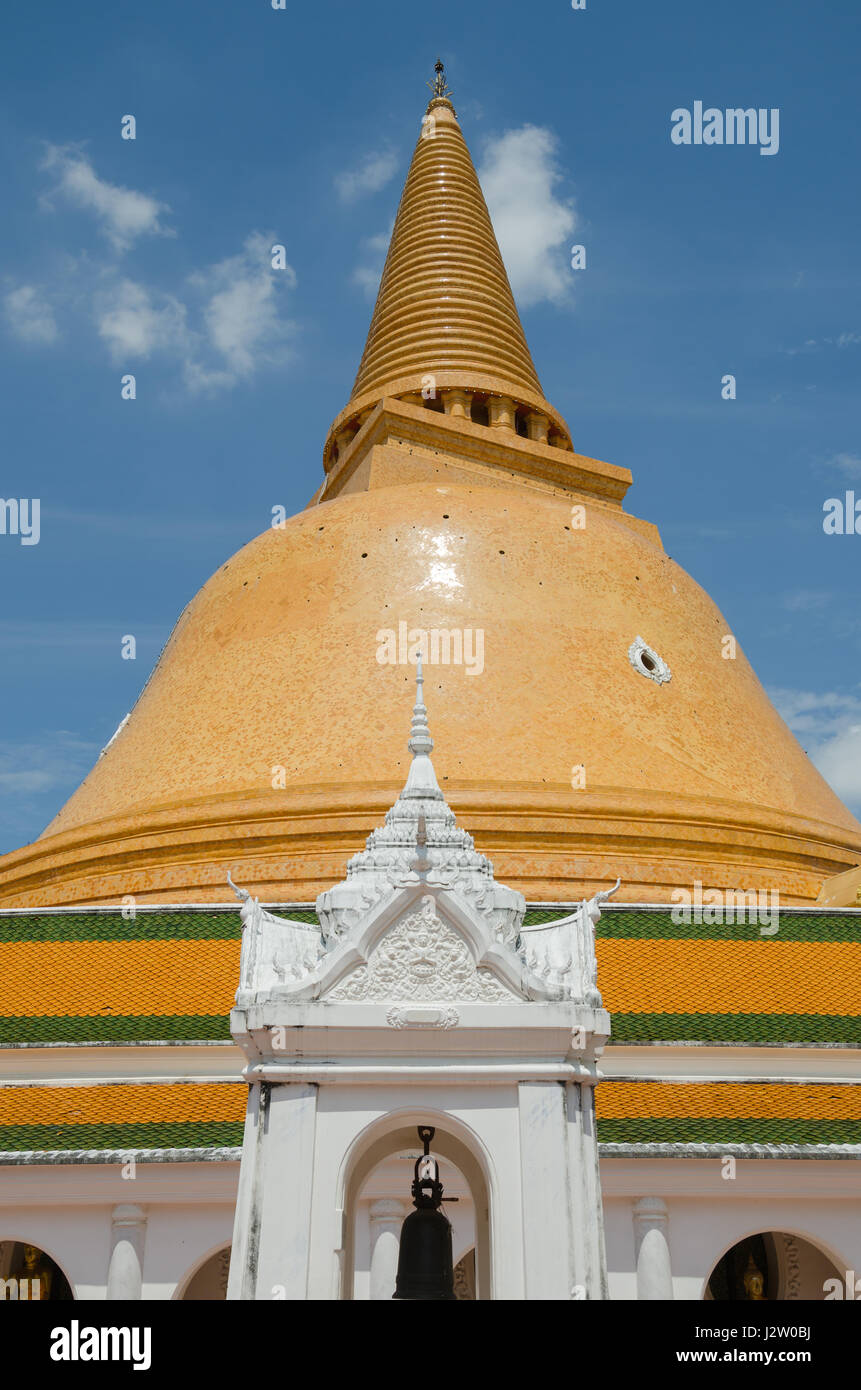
<box><xmin>2</xmin><ymin>0</ymin><xmax>860</xmax><ymax>851</ymax></box>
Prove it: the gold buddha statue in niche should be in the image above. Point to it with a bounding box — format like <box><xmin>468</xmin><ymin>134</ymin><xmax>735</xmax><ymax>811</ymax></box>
<box><xmin>23</xmin><ymin>1244</ymin><xmax>52</xmax><ymax>1299</ymax></box>
<box><xmin>743</xmin><ymin>1250</ymin><xmax>767</xmax><ymax>1300</ymax></box>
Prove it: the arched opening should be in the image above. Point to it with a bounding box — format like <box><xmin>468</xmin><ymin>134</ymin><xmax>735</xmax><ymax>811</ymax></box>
<box><xmin>354</xmin><ymin>1148</ymin><xmax>476</xmax><ymax>1300</ymax></box>
<box><xmin>704</xmin><ymin>1231</ymin><xmax>845</xmax><ymax>1301</ymax></box>
<box><xmin>338</xmin><ymin>1110</ymin><xmax>494</xmax><ymax>1301</ymax></box>
<box><xmin>175</xmin><ymin>1243</ymin><xmax>231</xmax><ymax>1300</ymax></box>
<box><xmin>0</xmin><ymin>1241</ymin><xmax>74</xmax><ymax>1300</ymax></box>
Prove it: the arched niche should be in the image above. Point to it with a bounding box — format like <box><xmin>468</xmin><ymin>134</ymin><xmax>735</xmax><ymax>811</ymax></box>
<box><xmin>174</xmin><ymin>1243</ymin><xmax>231</xmax><ymax>1301</ymax></box>
<box><xmin>704</xmin><ymin>1229</ymin><xmax>846</xmax><ymax>1301</ymax></box>
<box><xmin>0</xmin><ymin>1240</ymin><xmax>74</xmax><ymax>1300</ymax></box>
<box><xmin>338</xmin><ymin>1109</ymin><xmax>494</xmax><ymax>1300</ymax></box>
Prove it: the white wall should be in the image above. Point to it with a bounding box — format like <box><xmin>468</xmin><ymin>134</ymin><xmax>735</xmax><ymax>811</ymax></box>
<box><xmin>0</xmin><ymin>1161</ymin><xmax>238</xmax><ymax>1300</ymax></box>
<box><xmin>602</xmin><ymin>1156</ymin><xmax>861</xmax><ymax>1299</ymax></box>
<box><xmin>1</xmin><ymin>1152</ymin><xmax>859</xmax><ymax>1299</ymax></box>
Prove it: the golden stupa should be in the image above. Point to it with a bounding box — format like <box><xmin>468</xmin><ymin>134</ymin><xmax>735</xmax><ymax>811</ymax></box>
<box><xmin>2</xmin><ymin>68</ymin><xmax>860</xmax><ymax>908</ymax></box>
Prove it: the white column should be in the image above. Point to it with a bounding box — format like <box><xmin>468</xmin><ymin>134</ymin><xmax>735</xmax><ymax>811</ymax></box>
<box><xmin>633</xmin><ymin>1197</ymin><xmax>673</xmax><ymax>1300</ymax></box>
<box><xmin>566</xmin><ymin>1080</ymin><xmax>610</xmax><ymax>1300</ymax></box>
<box><xmin>368</xmin><ymin>1200</ymin><xmax>406</xmax><ymax>1300</ymax></box>
<box><xmin>228</xmin><ymin>1081</ymin><xmax>318</xmax><ymax>1300</ymax></box>
<box><xmin>518</xmin><ymin>1081</ymin><xmax>573</xmax><ymax>1300</ymax></box>
<box><xmin>518</xmin><ymin>1076</ymin><xmax>609</xmax><ymax>1301</ymax></box>
<box><xmin>106</xmin><ymin>1204</ymin><xmax>147</xmax><ymax>1300</ymax></box>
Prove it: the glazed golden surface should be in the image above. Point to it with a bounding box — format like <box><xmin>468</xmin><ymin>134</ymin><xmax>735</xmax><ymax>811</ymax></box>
<box><xmin>1</xmin><ymin>475</ymin><xmax>858</xmax><ymax>907</ymax></box>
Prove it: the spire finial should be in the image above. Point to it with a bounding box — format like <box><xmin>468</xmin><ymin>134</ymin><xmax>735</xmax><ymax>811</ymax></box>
<box><xmin>408</xmin><ymin>649</ymin><xmax>434</xmax><ymax>758</ymax></box>
<box><xmin>426</xmin><ymin>57</ymin><xmax>454</xmax><ymax>111</ymax></box>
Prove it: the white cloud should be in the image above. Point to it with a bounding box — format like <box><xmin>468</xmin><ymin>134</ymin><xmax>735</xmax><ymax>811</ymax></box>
<box><xmin>335</xmin><ymin>149</ymin><xmax>398</xmax><ymax>202</ymax></box>
<box><xmin>814</xmin><ymin>726</ymin><xmax>861</xmax><ymax>810</ymax></box>
<box><xmin>41</xmin><ymin>145</ymin><xmax>171</xmax><ymax>251</ymax></box>
<box><xmin>784</xmin><ymin>331</ymin><xmax>861</xmax><ymax>356</ymax></box>
<box><xmin>3</xmin><ymin>284</ymin><xmax>59</xmax><ymax>343</ymax></box>
<box><xmin>770</xmin><ymin>686</ymin><xmax>861</xmax><ymax>814</ymax></box>
<box><xmin>186</xmin><ymin>231</ymin><xmax>297</xmax><ymax>388</ymax></box>
<box><xmin>478</xmin><ymin>125</ymin><xmax>577</xmax><ymax>308</ymax></box>
<box><xmin>7</xmin><ymin>146</ymin><xmax>299</xmax><ymax>393</ymax></box>
<box><xmin>351</xmin><ymin>229</ymin><xmax>390</xmax><ymax>299</ymax></box>
<box><xmin>824</xmin><ymin>452</ymin><xmax>861</xmax><ymax>480</ymax></box>
<box><xmin>782</xmin><ymin>590</ymin><xmax>831</xmax><ymax>612</ymax></box>
<box><xmin>95</xmin><ymin>278</ymin><xmax>187</xmax><ymax>361</ymax></box>
<box><xmin>0</xmin><ymin>619</ymin><xmax>168</xmax><ymax>652</ymax></box>
<box><xmin>87</xmin><ymin>234</ymin><xmax>296</xmax><ymax>390</ymax></box>
<box><xmin>0</xmin><ymin>731</ymin><xmax>100</xmax><ymax>848</ymax></box>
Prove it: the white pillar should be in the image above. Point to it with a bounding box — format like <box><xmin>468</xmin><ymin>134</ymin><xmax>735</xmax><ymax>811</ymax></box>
<box><xmin>518</xmin><ymin>1081</ymin><xmax>570</xmax><ymax>1298</ymax></box>
<box><xmin>368</xmin><ymin>1200</ymin><xmax>406</xmax><ymax>1300</ymax></box>
<box><xmin>633</xmin><ymin>1197</ymin><xmax>673</xmax><ymax>1300</ymax></box>
<box><xmin>106</xmin><ymin>1204</ymin><xmax>147</xmax><ymax>1300</ymax></box>
<box><xmin>566</xmin><ymin>1080</ymin><xmax>610</xmax><ymax>1300</ymax></box>
<box><xmin>517</xmin><ymin>1074</ymin><xmax>609</xmax><ymax>1301</ymax></box>
<box><xmin>227</xmin><ymin>1081</ymin><xmax>318</xmax><ymax>1300</ymax></box>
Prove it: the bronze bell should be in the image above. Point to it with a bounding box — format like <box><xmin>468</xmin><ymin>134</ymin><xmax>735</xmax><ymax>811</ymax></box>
<box><xmin>393</xmin><ymin>1126</ymin><xmax>457</xmax><ymax>1300</ymax></box>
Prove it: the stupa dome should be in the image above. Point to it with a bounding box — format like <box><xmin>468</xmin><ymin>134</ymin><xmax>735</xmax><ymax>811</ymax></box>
<box><xmin>1</xmin><ymin>74</ymin><xmax>859</xmax><ymax>908</ymax></box>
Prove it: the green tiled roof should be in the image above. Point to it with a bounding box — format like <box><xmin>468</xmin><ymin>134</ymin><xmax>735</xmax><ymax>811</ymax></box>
<box><xmin>0</xmin><ymin>904</ymin><xmax>858</xmax><ymax>1047</ymax></box>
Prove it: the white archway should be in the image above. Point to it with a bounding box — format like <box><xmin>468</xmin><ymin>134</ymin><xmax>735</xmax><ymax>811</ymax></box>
<box><xmin>173</xmin><ymin>1241</ymin><xmax>232</xmax><ymax>1301</ymax></box>
<box><xmin>702</xmin><ymin>1227</ymin><xmax>847</xmax><ymax>1301</ymax></box>
<box><xmin>336</xmin><ymin>1106</ymin><xmax>496</xmax><ymax>1300</ymax></box>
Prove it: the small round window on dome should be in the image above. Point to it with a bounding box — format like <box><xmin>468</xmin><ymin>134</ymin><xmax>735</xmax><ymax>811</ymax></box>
<box><xmin>628</xmin><ymin>636</ymin><xmax>671</xmax><ymax>685</ymax></box>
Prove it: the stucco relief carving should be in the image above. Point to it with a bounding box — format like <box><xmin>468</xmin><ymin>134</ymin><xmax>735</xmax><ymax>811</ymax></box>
<box><xmin>217</xmin><ymin>1248</ymin><xmax>231</xmax><ymax>1297</ymax></box>
<box><xmin>779</xmin><ymin>1233</ymin><xmax>802</xmax><ymax>1300</ymax></box>
<box><xmin>228</xmin><ymin>872</ymin><xmax>325</xmax><ymax>991</ymax></box>
<box><xmin>518</xmin><ymin>880</ymin><xmax>619</xmax><ymax>1002</ymax></box>
<box><xmin>328</xmin><ymin>898</ymin><xmax>515</xmax><ymax>1002</ymax></box>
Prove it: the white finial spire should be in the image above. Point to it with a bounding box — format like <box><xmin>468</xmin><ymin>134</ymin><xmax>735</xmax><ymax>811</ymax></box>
<box><xmin>402</xmin><ymin>649</ymin><xmax>443</xmax><ymax>801</ymax></box>
<box><xmin>408</xmin><ymin>649</ymin><xmax>434</xmax><ymax>758</ymax></box>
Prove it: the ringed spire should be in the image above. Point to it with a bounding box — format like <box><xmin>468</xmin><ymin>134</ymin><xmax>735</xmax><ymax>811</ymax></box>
<box><xmin>324</xmin><ymin>60</ymin><xmax>573</xmax><ymax>465</ymax></box>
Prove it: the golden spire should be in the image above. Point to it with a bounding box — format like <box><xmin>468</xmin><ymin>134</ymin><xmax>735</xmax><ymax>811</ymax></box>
<box><xmin>324</xmin><ymin>61</ymin><xmax>571</xmax><ymax>462</ymax></box>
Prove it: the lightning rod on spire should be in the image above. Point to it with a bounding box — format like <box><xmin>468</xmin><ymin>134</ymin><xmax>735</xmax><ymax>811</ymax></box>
<box><xmin>426</xmin><ymin>57</ymin><xmax>453</xmax><ymax>108</ymax></box>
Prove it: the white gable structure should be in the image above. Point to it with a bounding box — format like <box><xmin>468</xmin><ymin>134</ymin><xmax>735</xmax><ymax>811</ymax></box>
<box><xmin>226</xmin><ymin>660</ymin><xmax>618</xmax><ymax>1300</ymax></box>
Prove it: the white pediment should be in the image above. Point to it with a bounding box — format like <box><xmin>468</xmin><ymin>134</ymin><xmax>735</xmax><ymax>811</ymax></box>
<box><xmin>325</xmin><ymin>895</ymin><xmax>518</xmax><ymax>1003</ymax></box>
